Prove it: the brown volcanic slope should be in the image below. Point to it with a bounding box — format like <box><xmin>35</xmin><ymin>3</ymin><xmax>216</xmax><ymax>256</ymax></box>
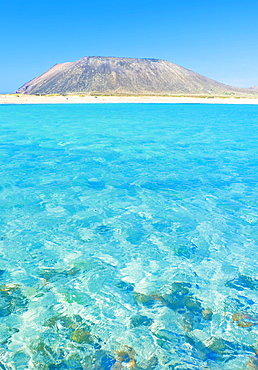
<box><xmin>15</xmin><ymin>56</ymin><xmax>253</xmax><ymax>95</ymax></box>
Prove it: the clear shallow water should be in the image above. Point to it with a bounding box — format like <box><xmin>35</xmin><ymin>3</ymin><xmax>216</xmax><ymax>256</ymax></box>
<box><xmin>0</xmin><ymin>103</ymin><xmax>258</xmax><ymax>370</ymax></box>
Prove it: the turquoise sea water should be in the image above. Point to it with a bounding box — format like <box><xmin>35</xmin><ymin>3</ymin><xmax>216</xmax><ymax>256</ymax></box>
<box><xmin>0</xmin><ymin>103</ymin><xmax>258</xmax><ymax>370</ymax></box>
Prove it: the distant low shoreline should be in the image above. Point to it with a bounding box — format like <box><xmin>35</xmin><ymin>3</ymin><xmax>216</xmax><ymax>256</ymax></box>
<box><xmin>1</xmin><ymin>94</ymin><xmax>258</xmax><ymax>105</ymax></box>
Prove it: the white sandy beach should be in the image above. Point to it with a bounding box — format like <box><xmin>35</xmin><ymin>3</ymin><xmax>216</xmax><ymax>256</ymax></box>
<box><xmin>1</xmin><ymin>94</ymin><xmax>258</xmax><ymax>104</ymax></box>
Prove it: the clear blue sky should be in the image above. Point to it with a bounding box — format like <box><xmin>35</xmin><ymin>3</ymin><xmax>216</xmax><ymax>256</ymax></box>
<box><xmin>1</xmin><ymin>0</ymin><xmax>258</xmax><ymax>93</ymax></box>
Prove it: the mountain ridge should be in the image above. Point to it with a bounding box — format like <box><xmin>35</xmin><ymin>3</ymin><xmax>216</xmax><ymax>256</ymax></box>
<box><xmin>15</xmin><ymin>56</ymin><xmax>256</xmax><ymax>96</ymax></box>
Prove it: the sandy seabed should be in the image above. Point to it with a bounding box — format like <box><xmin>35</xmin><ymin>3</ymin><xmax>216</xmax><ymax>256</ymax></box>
<box><xmin>1</xmin><ymin>94</ymin><xmax>258</xmax><ymax>104</ymax></box>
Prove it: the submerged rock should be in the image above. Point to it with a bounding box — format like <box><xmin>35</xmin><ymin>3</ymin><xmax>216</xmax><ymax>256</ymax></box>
<box><xmin>113</xmin><ymin>347</ymin><xmax>136</xmax><ymax>369</ymax></box>
<box><xmin>70</xmin><ymin>329</ymin><xmax>94</xmax><ymax>344</ymax></box>
<box><xmin>232</xmin><ymin>312</ymin><xmax>258</xmax><ymax>328</ymax></box>
<box><xmin>184</xmin><ymin>335</ymin><xmax>255</xmax><ymax>363</ymax></box>
<box><xmin>201</xmin><ymin>308</ymin><xmax>213</xmax><ymax>321</ymax></box>
<box><xmin>116</xmin><ymin>281</ymin><xmax>134</xmax><ymax>292</ymax></box>
<box><xmin>226</xmin><ymin>275</ymin><xmax>258</xmax><ymax>291</ymax></box>
<box><xmin>39</xmin><ymin>265</ymin><xmax>83</xmax><ymax>281</ymax></box>
<box><xmin>134</xmin><ymin>282</ymin><xmax>203</xmax><ymax>316</ymax></box>
<box><xmin>0</xmin><ymin>283</ymin><xmax>28</xmax><ymax>317</ymax></box>
<box><xmin>247</xmin><ymin>355</ymin><xmax>258</xmax><ymax>369</ymax></box>
<box><xmin>130</xmin><ymin>314</ymin><xmax>153</xmax><ymax>328</ymax></box>
<box><xmin>133</xmin><ymin>292</ymin><xmax>158</xmax><ymax>308</ymax></box>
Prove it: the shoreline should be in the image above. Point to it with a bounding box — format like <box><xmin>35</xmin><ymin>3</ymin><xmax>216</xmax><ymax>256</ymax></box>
<box><xmin>1</xmin><ymin>94</ymin><xmax>258</xmax><ymax>105</ymax></box>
